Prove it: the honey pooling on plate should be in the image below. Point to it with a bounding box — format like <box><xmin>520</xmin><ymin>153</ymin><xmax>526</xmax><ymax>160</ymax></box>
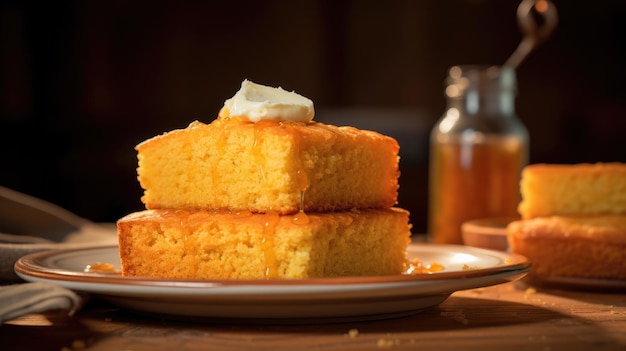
<box><xmin>84</xmin><ymin>262</ymin><xmax>118</xmax><ymax>274</ymax></box>
<box><xmin>406</xmin><ymin>258</ymin><xmax>445</xmax><ymax>274</ymax></box>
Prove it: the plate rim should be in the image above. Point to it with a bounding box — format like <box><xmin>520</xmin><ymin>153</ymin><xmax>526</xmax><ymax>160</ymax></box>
<box><xmin>14</xmin><ymin>244</ymin><xmax>531</xmax><ymax>320</ymax></box>
<box><xmin>15</xmin><ymin>243</ymin><xmax>530</xmax><ymax>288</ymax></box>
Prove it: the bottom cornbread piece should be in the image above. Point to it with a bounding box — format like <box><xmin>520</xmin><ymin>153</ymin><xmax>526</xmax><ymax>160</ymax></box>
<box><xmin>507</xmin><ymin>215</ymin><xmax>626</xmax><ymax>280</ymax></box>
<box><xmin>117</xmin><ymin>208</ymin><xmax>411</xmax><ymax>279</ymax></box>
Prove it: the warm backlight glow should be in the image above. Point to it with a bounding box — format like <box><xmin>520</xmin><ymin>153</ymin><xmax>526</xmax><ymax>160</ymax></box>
<box><xmin>535</xmin><ymin>0</ymin><xmax>549</xmax><ymax>14</ymax></box>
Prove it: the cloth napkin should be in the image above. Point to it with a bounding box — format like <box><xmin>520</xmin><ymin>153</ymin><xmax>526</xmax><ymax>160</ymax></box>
<box><xmin>0</xmin><ymin>282</ymin><xmax>82</xmax><ymax>324</ymax></box>
<box><xmin>0</xmin><ymin>186</ymin><xmax>118</xmax><ymax>323</ymax></box>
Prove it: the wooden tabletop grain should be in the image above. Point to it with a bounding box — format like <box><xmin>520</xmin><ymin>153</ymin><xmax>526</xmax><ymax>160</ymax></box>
<box><xmin>3</xmin><ymin>279</ymin><xmax>625</xmax><ymax>351</ymax></box>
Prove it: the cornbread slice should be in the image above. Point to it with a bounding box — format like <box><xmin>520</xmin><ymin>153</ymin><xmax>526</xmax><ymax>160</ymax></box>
<box><xmin>518</xmin><ymin>163</ymin><xmax>626</xmax><ymax>219</ymax></box>
<box><xmin>117</xmin><ymin>208</ymin><xmax>411</xmax><ymax>279</ymax></box>
<box><xmin>507</xmin><ymin>215</ymin><xmax>626</xmax><ymax>280</ymax></box>
<box><xmin>136</xmin><ymin>119</ymin><xmax>400</xmax><ymax>214</ymax></box>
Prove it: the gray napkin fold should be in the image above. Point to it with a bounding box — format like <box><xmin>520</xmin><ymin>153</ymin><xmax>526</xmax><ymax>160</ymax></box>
<box><xmin>0</xmin><ymin>186</ymin><xmax>118</xmax><ymax>282</ymax></box>
<box><xmin>0</xmin><ymin>186</ymin><xmax>118</xmax><ymax>323</ymax></box>
<box><xmin>0</xmin><ymin>282</ymin><xmax>82</xmax><ymax>324</ymax></box>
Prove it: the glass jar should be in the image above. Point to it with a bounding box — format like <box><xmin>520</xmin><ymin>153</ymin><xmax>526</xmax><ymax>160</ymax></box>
<box><xmin>428</xmin><ymin>65</ymin><xmax>529</xmax><ymax>244</ymax></box>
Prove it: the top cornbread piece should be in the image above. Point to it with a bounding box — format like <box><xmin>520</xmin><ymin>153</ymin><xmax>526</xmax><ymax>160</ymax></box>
<box><xmin>518</xmin><ymin>163</ymin><xmax>626</xmax><ymax>219</ymax></box>
<box><xmin>136</xmin><ymin>118</ymin><xmax>400</xmax><ymax>214</ymax></box>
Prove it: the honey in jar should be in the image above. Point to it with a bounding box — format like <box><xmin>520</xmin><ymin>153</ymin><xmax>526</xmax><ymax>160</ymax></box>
<box><xmin>428</xmin><ymin>65</ymin><xmax>528</xmax><ymax>244</ymax></box>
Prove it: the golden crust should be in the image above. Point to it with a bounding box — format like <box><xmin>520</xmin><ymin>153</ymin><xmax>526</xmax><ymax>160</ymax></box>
<box><xmin>117</xmin><ymin>208</ymin><xmax>411</xmax><ymax>279</ymax></box>
<box><xmin>518</xmin><ymin>163</ymin><xmax>626</xmax><ymax>219</ymax></box>
<box><xmin>136</xmin><ymin>119</ymin><xmax>400</xmax><ymax>214</ymax></box>
<box><xmin>507</xmin><ymin>215</ymin><xmax>626</xmax><ymax>280</ymax></box>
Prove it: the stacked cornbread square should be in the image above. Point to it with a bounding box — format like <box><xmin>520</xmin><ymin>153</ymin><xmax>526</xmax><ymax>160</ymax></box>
<box><xmin>507</xmin><ymin>163</ymin><xmax>626</xmax><ymax>281</ymax></box>
<box><xmin>117</xmin><ymin>80</ymin><xmax>411</xmax><ymax>279</ymax></box>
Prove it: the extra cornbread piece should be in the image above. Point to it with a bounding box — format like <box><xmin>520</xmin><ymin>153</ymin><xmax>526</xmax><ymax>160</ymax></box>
<box><xmin>507</xmin><ymin>215</ymin><xmax>626</xmax><ymax>280</ymax></box>
<box><xmin>137</xmin><ymin>119</ymin><xmax>400</xmax><ymax>214</ymax></box>
<box><xmin>117</xmin><ymin>208</ymin><xmax>411</xmax><ymax>279</ymax></box>
<box><xmin>518</xmin><ymin>163</ymin><xmax>626</xmax><ymax>219</ymax></box>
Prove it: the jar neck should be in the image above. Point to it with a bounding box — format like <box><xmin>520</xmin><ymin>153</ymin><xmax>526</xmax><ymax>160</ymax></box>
<box><xmin>446</xmin><ymin>89</ymin><xmax>516</xmax><ymax>116</ymax></box>
<box><xmin>444</xmin><ymin>65</ymin><xmax>517</xmax><ymax>117</ymax></box>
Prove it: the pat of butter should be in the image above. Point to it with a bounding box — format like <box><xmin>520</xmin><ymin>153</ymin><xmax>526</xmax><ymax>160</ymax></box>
<box><xmin>221</xmin><ymin>80</ymin><xmax>314</xmax><ymax>122</ymax></box>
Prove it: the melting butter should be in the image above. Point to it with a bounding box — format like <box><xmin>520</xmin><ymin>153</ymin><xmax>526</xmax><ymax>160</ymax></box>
<box><xmin>220</xmin><ymin>79</ymin><xmax>314</xmax><ymax>122</ymax></box>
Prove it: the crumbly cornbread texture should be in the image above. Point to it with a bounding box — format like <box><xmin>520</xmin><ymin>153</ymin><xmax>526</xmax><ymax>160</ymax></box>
<box><xmin>507</xmin><ymin>215</ymin><xmax>626</xmax><ymax>280</ymax></box>
<box><xmin>117</xmin><ymin>208</ymin><xmax>411</xmax><ymax>279</ymax></box>
<box><xmin>518</xmin><ymin>163</ymin><xmax>626</xmax><ymax>219</ymax></box>
<box><xmin>136</xmin><ymin>119</ymin><xmax>400</xmax><ymax>214</ymax></box>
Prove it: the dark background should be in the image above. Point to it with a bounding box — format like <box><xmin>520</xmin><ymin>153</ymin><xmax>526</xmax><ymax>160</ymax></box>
<box><xmin>1</xmin><ymin>0</ymin><xmax>625</xmax><ymax>233</ymax></box>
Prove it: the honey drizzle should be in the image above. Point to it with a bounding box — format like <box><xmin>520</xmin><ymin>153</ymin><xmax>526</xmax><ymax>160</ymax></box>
<box><xmin>177</xmin><ymin>211</ymin><xmax>195</xmax><ymax>275</ymax></box>
<box><xmin>252</xmin><ymin>120</ymin><xmax>276</xmax><ymax>183</ymax></box>
<box><xmin>234</xmin><ymin>209</ymin><xmax>253</xmax><ymax>218</ymax></box>
<box><xmin>246</xmin><ymin>120</ymin><xmax>312</xmax><ymax>277</ymax></box>
<box><xmin>251</xmin><ymin>120</ymin><xmax>310</xmax><ymax>213</ymax></box>
<box><xmin>212</xmin><ymin>120</ymin><xmax>229</xmax><ymax>191</ymax></box>
<box><xmin>292</xmin><ymin>210</ymin><xmax>310</xmax><ymax>225</ymax></box>
<box><xmin>293</xmin><ymin>128</ymin><xmax>310</xmax><ymax>212</ymax></box>
<box><xmin>261</xmin><ymin>211</ymin><xmax>280</xmax><ymax>278</ymax></box>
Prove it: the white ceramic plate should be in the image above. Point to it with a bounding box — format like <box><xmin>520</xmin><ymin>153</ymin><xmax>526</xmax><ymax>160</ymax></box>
<box><xmin>15</xmin><ymin>244</ymin><xmax>529</xmax><ymax>323</ymax></box>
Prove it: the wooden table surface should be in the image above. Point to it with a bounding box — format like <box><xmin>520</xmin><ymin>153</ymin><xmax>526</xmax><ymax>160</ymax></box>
<box><xmin>3</xmin><ymin>280</ymin><xmax>625</xmax><ymax>351</ymax></box>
